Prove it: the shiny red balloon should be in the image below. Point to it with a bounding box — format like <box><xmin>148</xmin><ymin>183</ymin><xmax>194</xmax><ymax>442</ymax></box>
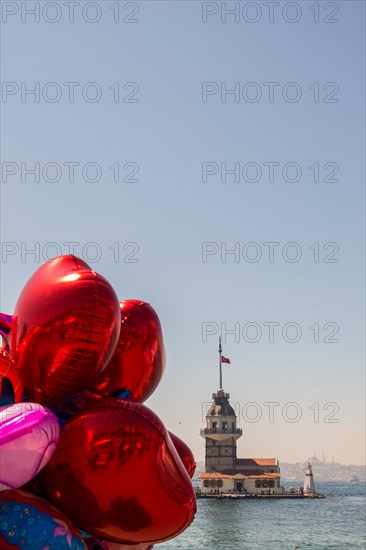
<box><xmin>43</xmin><ymin>399</ymin><xmax>196</xmax><ymax>545</ymax></box>
<box><xmin>10</xmin><ymin>255</ymin><xmax>121</xmax><ymax>406</ymax></box>
<box><xmin>60</xmin><ymin>300</ymin><xmax>165</xmax><ymax>414</ymax></box>
<box><xmin>0</xmin><ymin>351</ymin><xmax>23</xmax><ymax>403</ymax></box>
<box><xmin>169</xmin><ymin>432</ymin><xmax>196</xmax><ymax>479</ymax></box>
<box><xmin>82</xmin><ymin>300</ymin><xmax>165</xmax><ymax>403</ymax></box>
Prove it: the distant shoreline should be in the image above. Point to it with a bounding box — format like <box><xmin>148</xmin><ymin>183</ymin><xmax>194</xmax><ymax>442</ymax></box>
<box><xmin>194</xmin><ymin>460</ymin><xmax>366</xmax><ymax>483</ymax></box>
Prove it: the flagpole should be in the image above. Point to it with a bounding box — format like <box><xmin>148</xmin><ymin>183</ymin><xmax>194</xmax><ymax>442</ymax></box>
<box><xmin>219</xmin><ymin>336</ymin><xmax>222</xmax><ymax>389</ymax></box>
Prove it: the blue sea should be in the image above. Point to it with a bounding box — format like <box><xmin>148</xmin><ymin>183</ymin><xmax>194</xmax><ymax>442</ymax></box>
<box><xmin>159</xmin><ymin>483</ymin><xmax>366</xmax><ymax>549</ymax></box>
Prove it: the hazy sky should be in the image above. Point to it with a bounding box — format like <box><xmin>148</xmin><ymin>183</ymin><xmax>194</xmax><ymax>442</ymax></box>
<box><xmin>1</xmin><ymin>0</ymin><xmax>365</xmax><ymax>465</ymax></box>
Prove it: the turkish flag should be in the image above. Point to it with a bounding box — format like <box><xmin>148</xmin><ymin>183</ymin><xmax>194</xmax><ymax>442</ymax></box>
<box><xmin>221</xmin><ymin>356</ymin><xmax>231</xmax><ymax>364</ymax></box>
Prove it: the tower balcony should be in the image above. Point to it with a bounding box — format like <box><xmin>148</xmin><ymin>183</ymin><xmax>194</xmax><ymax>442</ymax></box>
<box><xmin>200</xmin><ymin>427</ymin><xmax>242</xmax><ymax>441</ymax></box>
<box><xmin>201</xmin><ymin>427</ymin><xmax>242</xmax><ymax>435</ymax></box>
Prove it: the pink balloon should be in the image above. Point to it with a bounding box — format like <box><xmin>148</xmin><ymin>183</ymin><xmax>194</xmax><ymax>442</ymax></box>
<box><xmin>0</xmin><ymin>402</ymin><xmax>60</xmax><ymax>491</ymax></box>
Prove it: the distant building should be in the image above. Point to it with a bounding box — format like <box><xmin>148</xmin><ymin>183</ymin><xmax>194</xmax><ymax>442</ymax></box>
<box><xmin>199</xmin><ymin>341</ymin><xmax>282</xmax><ymax>495</ymax></box>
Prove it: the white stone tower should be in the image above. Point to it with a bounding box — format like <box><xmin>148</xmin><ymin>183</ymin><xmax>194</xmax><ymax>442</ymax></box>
<box><xmin>200</xmin><ymin>338</ymin><xmax>242</xmax><ymax>472</ymax></box>
<box><xmin>303</xmin><ymin>462</ymin><xmax>316</xmax><ymax>494</ymax></box>
<box><xmin>201</xmin><ymin>389</ymin><xmax>242</xmax><ymax>472</ymax></box>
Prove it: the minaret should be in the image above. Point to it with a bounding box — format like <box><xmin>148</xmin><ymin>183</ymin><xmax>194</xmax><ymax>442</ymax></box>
<box><xmin>200</xmin><ymin>339</ymin><xmax>242</xmax><ymax>472</ymax></box>
<box><xmin>303</xmin><ymin>462</ymin><xmax>316</xmax><ymax>494</ymax></box>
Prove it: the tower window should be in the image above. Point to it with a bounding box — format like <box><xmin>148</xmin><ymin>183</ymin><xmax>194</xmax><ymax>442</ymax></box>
<box><xmin>222</xmin><ymin>422</ymin><xmax>227</xmax><ymax>430</ymax></box>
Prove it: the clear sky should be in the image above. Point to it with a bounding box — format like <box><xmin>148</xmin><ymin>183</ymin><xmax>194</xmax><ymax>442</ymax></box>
<box><xmin>1</xmin><ymin>1</ymin><xmax>365</xmax><ymax>465</ymax></box>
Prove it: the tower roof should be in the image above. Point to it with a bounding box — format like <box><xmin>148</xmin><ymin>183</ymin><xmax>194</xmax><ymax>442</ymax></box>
<box><xmin>207</xmin><ymin>389</ymin><xmax>236</xmax><ymax>417</ymax></box>
<box><xmin>236</xmin><ymin>458</ymin><xmax>278</xmax><ymax>467</ymax></box>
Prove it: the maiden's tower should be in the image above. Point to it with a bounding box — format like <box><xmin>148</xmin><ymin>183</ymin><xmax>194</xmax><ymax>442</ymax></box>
<box><xmin>199</xmin><ymin>339</ymin><xmax>282</xmax><ymax>496</ymax></box>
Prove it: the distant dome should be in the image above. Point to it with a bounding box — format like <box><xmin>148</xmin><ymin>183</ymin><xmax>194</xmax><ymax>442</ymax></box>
<box><xmin>208</xmin><ymin>392</ymin><xmax>236</xmax><ymax>417</ymax></box>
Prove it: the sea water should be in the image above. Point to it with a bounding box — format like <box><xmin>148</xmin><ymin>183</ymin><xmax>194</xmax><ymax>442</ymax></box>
<box><xmin>159</xmin><ymin>483</ymin><xmax>366</xmax><ymax>550</ymax></box>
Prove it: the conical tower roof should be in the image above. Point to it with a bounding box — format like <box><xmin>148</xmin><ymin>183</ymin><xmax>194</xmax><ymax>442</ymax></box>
<box><xmin>207</xmin><ymin>389</ymin><xmax>236</xmax><ymax>417</ymax></box>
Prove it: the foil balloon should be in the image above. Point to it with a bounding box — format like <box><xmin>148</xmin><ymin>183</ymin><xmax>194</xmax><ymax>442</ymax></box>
<box><xmin>43</xmin><ymin>399</ymin><xmax>196</xmax><ymax>545</ymax></box>
<box><xmin>0</xmin><ymin>490</ymin><xmax>87</xmax><ymax>549</ymax></box>
<box><xmin>169</xmin><ymin>432</ymin><xmax>196</xmax><ymax>479</ymax></box>
<box><xmin>10</xmin><ymin>255</ymin><xmax>121</xmax><ymax>406</ymax></box>
<box><xmin>0</xmin><ymin>351</ymin><xmax>23</xmax><ymax>405</ymax></box>
<box><xmin>77</xmin><ymin>300</ymin><xmax>165</xmax><ymax>406</ymax></box>
<box><xmin>54</xmin><ymin>300</ymin><xmax>165</xmax><ymax>419</ymax></box>
<box><xmin>0</xmin><ymin>402</ymin><xmax>60</xmax><ymax>491</ymax></box>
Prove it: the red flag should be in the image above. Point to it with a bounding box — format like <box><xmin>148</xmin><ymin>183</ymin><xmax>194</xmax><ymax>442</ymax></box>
<box><xmin>221</xmin><ymin>356</ymin><xmax>230</xmax><ymax>364</ymax></box>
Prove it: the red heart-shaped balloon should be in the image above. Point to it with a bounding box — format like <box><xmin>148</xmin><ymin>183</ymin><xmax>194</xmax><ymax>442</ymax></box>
<box><xmin>61</xmin><ymin>300</ymin><xmax>165</xmax><ymax>414</ymax></box>
<box><xmin>169</xmin><ymin>432</ymin><xmax>196</xmax><ymax>479</ymax></box>
<box><xmin>10</xmin><ymin>255</ymin><xmax>121</xmax><ymax>406</ymax></box>
<box><xmin>43</xmin><ymin>399</ymin><xmax>196</xmax><ymax>545</ymax></box>
<box><xmin>83</xmin><ymin>300</ymin><xmax>165</xmax><ymax>403</ymax></box>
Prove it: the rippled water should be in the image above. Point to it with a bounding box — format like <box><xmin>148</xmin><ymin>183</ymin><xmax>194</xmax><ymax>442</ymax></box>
<box><xmin>159</xmin><ymin>483</ymin><xmax>366</xmax><ymax>549</ymax></box>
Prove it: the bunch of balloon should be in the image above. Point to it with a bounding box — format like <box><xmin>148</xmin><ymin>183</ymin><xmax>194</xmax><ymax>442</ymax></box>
<box><xmin>0</xmin><ymin>255</ymin><xmax>196</xmax><ymax>550</ymax></box>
